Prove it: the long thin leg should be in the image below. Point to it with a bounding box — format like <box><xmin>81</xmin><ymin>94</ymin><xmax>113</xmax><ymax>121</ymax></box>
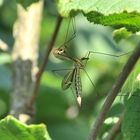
<box><xmin>86</xmin><ymin>51</ymin><xmax>132</xmax><ymax>59</ymax></box>
<box><xmin>52</xmin><ymin>68</ymin><xmax>73</xmax><ymax>73</ymax></box>
<box><xmin>59</xmin><ymin>18</ymin><xmax>76</xmax><ymax>49</ymax></box>
<box><xmin>82</xmin><ymin>68</ymin><xmax>100</xmax><ymax>97</ymax></box>
<box><xmin>82</xmin><ymin>50</ymin><xmax>132</xmax><ymax>66</ymax></box>
<box><xmin>64</xmin><ymin>18</ymin><xmax>71</xmax><ymax>42</ymax></box>
<box><xmin>80</xmin><ymin>50</ymin><xmax>132</xmax><ymax>97</ymax></box>
<box><xmin>65</xmin><ymin>18</ymin><xmax>76</xmax><ymax>45</ymax></box>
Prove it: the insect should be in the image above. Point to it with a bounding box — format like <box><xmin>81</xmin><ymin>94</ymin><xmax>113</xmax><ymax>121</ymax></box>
<box><xmin>53</xmin><ymin>47</ymin><xmax>89</xmax><ymax>105</ymax></box>
<box><xmin>52</xmin><ymin>18</ymin><xmax>131</xmax><ymax>106</ymax></box>
<box><xmin>53</xmin><ymin>47</ymin><xmax>130</xmax><ymax>105</ymax></box>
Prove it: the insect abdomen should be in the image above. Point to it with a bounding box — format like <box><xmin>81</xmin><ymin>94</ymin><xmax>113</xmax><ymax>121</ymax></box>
<box><xmin>74</xmin><ymin>67</ymin><xmax>82</xmax><ymax>105</ymax></box>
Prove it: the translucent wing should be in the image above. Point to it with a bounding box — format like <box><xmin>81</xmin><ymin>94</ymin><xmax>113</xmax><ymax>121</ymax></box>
<box><xmin>61</xmin><ymin>68</ymin><xmax>75</xmax><ymax>90</ymax></box>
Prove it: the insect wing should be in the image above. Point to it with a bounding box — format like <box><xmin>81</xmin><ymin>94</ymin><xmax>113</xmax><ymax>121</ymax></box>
<box><xmin>61</xmin><ymin>69</ymin><xmax>75</xmax><ymax>90</ymax></box>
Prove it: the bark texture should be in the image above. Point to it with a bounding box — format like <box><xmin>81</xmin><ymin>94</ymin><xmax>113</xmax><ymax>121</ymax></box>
<box><xmin>10</xmin><ymin>1</ymin><xmax>43</xmax><ymax>122</ymax></box>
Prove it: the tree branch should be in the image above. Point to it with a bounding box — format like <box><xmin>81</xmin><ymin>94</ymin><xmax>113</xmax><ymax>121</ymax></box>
<box><xmin>89</xmin><ymin>42</ymin><xmax>140</xmax><ymax>140</ymax></box>
<box><xmin>10</xmin><ymin>1</ymin><xmax>43</xmax><ymax>122</ymax></box>
<box><xmin>29</xmin><ymin>15</ymin><xmax>63</xmax><ymax>108</ymax></box>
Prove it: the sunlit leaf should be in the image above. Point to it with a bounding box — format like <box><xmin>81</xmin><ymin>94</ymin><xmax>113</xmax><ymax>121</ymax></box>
<box><xmin>113</xmin><ymin>28</ymin><xmax>132</xmax><ymax>42</ymax></box>
<box><xmin>57</xmin><ymin>0</ymin><xmax>140</xmax><ymax>33</ymax></box>
<box><xmin>0</xmin><ymin>115</ymin><xmax>52</xmax><ymax>140</ymax></box>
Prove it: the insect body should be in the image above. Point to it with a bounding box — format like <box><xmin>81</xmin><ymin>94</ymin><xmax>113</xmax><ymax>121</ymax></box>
<box><xmin>74</xmin><ymin>66</ymin><xmax>82</xmax><ymax>105</ymax></box>
<box><xmin>53</xmin><ymin>48</ymin><xmax>88</xmax><ymax>105</ymax></box>
<box><xmin>52</xmin><ymin>19</ymin><xmax>131</xmax><ymax>105</ymax></box>
<box><xmin>53</xmin><ymin>47</ymin><xmax>130</xmax><ymax>105</ymax></box>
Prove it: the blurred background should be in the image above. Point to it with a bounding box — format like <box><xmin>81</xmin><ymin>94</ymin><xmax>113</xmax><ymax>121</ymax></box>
<box><xmin>0</xmin><ymin>0</ymin><xmax>140</xmax><ymax>140</ymax></box>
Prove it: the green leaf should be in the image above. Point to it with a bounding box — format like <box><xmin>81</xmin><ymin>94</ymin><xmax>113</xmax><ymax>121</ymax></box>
<box><xmin>121</xmin><ymin>60</ymin><xmax>140</xmax><ymax>95</ymax></box>
<box><xmin>122</xmin><ymin>89</ymin><xmax>140</xmax><ymax>140</ymax></box>
<box><xmin>113</xmin><ymin>28</ymin><xmax>132</xmax><ymax>42</ymax></box>
<box><xmin>16</xmin><ymin>0</ymin><xmax>39</xmax><ymax>9</ymax></box>
<box><xmin>0</xmin><ymin>115</ymin><xmax>52</xmax><ymax>140</ymax></box>
<box><xmin>85</xmin><ymin>11</ymin><xmax>140</xmax><ymax>33</ymax></box>
<box><xmin>57</xmin><ymin>0</ymin><xmax>140</xmax><ymax>32</ymax></box>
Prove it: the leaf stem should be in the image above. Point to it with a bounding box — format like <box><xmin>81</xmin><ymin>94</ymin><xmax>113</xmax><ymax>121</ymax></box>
<box><xmin>89</xmin><ymin>42</ymin><xmax>140</xmax><ymax>140</ymax></box>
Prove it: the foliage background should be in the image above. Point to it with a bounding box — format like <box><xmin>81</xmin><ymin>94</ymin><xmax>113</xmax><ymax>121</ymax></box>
<box><xmin>0</xmin><ymin>0</ymin><xmax>140</xmax><ymax>140</ymax></box>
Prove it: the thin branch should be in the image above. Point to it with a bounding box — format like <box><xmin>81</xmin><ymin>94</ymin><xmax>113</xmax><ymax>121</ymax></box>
<box><xmin>29</xmin><ymin>15</ymin><xmax>63</xmax><ymax>108</ymax></box>
<box><xmin>106</xmin><ymin>113</ymin><xmax>124</xmax><ymax>140</ymax></box>
<box><xmin>89</xmin><ymin>42</ymin><xmax>140</xmax><ymax>140</ymax></box>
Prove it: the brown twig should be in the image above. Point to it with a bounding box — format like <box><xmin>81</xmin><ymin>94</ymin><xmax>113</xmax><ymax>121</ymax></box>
<box><xmin>89</xmin><ymin>42</ymin><xmax>140</xmax><ymax>140</ymax></box>
<box><xmin>106</xmin><ymin>113</ymin><xmax>124</xmax><ymax>140</ymax></box>
<box><xmin>29</xmin><ymin>15</ymin><xmax>63</xmax><ymax>108</ymax></box>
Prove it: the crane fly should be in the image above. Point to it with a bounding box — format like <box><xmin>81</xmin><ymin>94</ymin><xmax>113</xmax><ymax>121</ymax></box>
<box><xmin>53</xmin><ymin>48</ymin><xmax>89</xmax><ymax>105</ymax></box>
<box><xmin>53</xmin><ymin>47</ymin><xmax>131</xmax><ymax>105</ymax></box>
<box><xmin>52</xmin><ymin>18</ymin><xmax>132</xmax><ymax>106</ymax></box>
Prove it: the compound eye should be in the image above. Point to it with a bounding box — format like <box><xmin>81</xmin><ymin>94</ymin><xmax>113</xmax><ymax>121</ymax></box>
<box><xmin>59</xmin><ymin>48</ymin><xmax>63</xmax><ymax>52</ymax></box>
<box><xmin>58</xmin><ymin>48</ymin><xmax>65</xmax><ymax>54</ymax></box>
